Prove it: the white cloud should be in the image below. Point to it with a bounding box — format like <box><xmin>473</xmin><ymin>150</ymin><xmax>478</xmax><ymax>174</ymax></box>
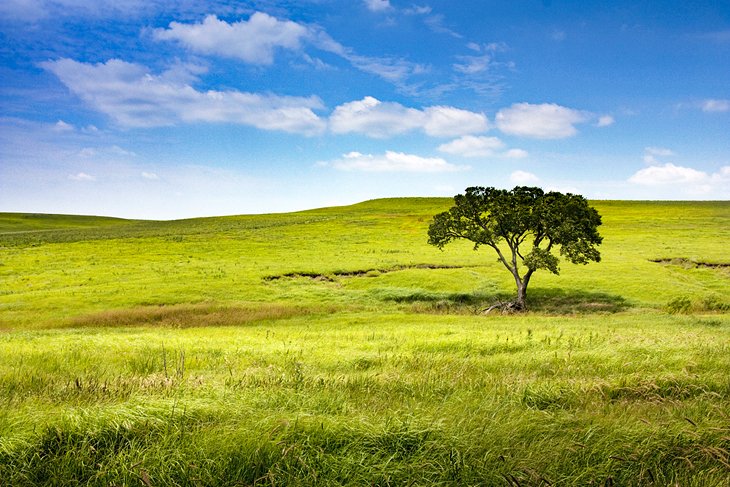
<box><xmin>423</xmin><ymin>14</ymin><xmax>463</xmax><ymax>38</ymax></box>
<box><xmin>423</xmin><ymin>106</ymin><xmax>489</xmax><ymax>137</ymax></box>
<box><xmin>438</xmin><ymin>135</ymin><xmax>504</xmax><ymax>157</ymax></box>
<box><xmin>503</xmin><ymin>148</ymin><xmax>529</xmax><ymax>159</ymax></box>
<box><xmin>78</xmin><ymin>145</ymin><xmax>136</xmax><ymax>158</ymax></box>
<box><xmin>42</xmin><ymin>58</ymin><xmax>326</xmax><ymax>134</ymax></box>
<box><xmin>68</xmin><ymin>172</ymin><xmax>95</xmax><ymax>181</ymax></box>
<box><xmin>495</xmin><ymin>102</ymin><xmax>589</xmax><ymax>139</ymax></box>
<box><xmin>323</xmin><ymin>151</ymin><xmax>466</xmax><ymax>172</ymax></box>
<box><xmin>453</xmin><ymin>53</ymin><xmax>493</xmax><ymax>74</ymax></box>
<box><xmin>329</xmin><ymin>96</ymin><xmax>488</xmax><ymax>138</ymax></box>
<box><xmin>53</xmin><ymin>120</ymin><xmax>74</xmax><ymax>132</ymax></box>
<box><xmin>628</xmin><ymin>163</ymin><xmax>708</xmax><ymax>185</ymax></box>
<box><xmin>510</xmin><ymin>170</ymin><xmax>540</xmax><ymax>185</ymax></box>
<box><xmin>153</xmin><ymin>13</ymin><xmax>428</xmax><ymax>89</ymax></box>
<box><xmin>645</xmin><ymin>147</ymin><xmax>674</xmax><ymax>157</ymax></box>
<box><xmin>345</xmin><ymin>54</ymin><xmax>429</xmax><ymax>83</ymax></box>
<box><xmin>404</xmin><ymin>5</ymin><xmax>432</xmax><ymax>15</ymax></box>
<box><xmin>452</xmin><ymin>44</ymin><xmax>504</xmax><ymax>75</ymax></box>
<box><xmin>141</xmin><ymin>171</ymin><xmax>159</xmax><ymax>180</ymax></box>
<box><xmin>0</xmin><ymin>0</ymin><xmax>156</xmax><ymax>21</ymax></box>
<box><xmin>109</xmin><ymin>145</ymin><xmax>136</xmax><ymax>157</ymax></box>
<box><xmin>596</xmin><ymin>115</ymin><xmax>615</xmax><ymax>127</ymax></box>
<box><xmin>0</xmin><ymin>0</ymin><xmax>48</xmax><ymax>21</ymax></box>
<box><xmin>701</xmin><ymin>99</ymin><xmax>730</xmax><ymax>113</ymax></box>
<box><xmin>154</xmin><ymin>13</ymin><xmax>309</xmax><ymax>65</ymax></box>
<box><xmin>364</xmin><ymin>0</ymin><xmax>392</xmax><ymax>12</ymax></box>
<box><xmin>629</xmin><ymin>153</ymin><xmax>730</xmax><ymax>197</ymax></box>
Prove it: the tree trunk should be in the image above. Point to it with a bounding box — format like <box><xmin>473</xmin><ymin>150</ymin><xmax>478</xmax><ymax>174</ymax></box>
<box><xmin>515</xmin><ymin>281</ymin><xmax>527</xmax><ymax>310</ymax></box>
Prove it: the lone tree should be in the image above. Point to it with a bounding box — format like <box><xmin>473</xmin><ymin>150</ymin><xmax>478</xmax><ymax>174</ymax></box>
<box><xmin>428</xmin><ymin>186</ymin><xmax>602</xmax><ymax>311</ymax></box>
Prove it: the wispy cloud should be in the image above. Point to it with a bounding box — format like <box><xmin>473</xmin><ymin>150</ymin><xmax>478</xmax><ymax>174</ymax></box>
<box><xmin>42</xmin><ymin>58</ymin><xmax>326</xmax><ymax>134</ymax></box>
<box><xmin>364</xmin><ymin>0</ymin><xmax>392</xmax><ymax>12</ymax></box>
<box><xmin>495</xmin><ymin>102</ymin><xmax>590</xmax><ymax>139</ymax></box>
<box><xmin>643</xmin><ymin>146</ymin><xmax>674</xmax><ymax>165</ymax></box>
<box><xmin>154</xmin><ymin>12</ymin><xmax>430</xmax><ymax>91</ymax></box>
<box><xmin>701</xmin><ymin>99</ymin><xmax>730</xmax><ymax>113</ymax></box>
<box><xmin>423</xmin><ymin>14</ymin><xmax>462</xmax><ymax>38</ymax></box>
<box><xmin>329</xmin><ymin>96</ymin><xmax>488</xmax><ymax>138</ymax></box>
<box><xmin>596</xmin><ymin>115</ymin><xmax>615</xmax><ymax>127</ymax></box>
<box><xmin>68</xmin><ymin>172</ymin><xmax>95</xmax><ymax>181</ymax></box>
<box><xmin>403</xmin><ymin>5</ymin><xmax>432</xmax><ymax>15</ymax></box>
<box><xmin>453</xmin><ymin>43</ymin><xmax>505</xmax><ymax>75</ymax></box>
<box><xmin>321</xmin><ymin>151</ymin><xmax>466</xmax><ymax>172</ymax></box>
<box><xmin>699</xmin><ymin>30</ymin><xmax>730</xmax><ymax>43</ymax></box>
<box><xmin>0</xmin><ymin>0</ymin><xmax>163</xmax><ymax>22</ymax></box>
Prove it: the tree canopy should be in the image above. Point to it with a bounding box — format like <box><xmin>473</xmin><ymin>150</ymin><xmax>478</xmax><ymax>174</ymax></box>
<box><xmin>428</xmin><ymin>186</ymin><xmax>603</xmax><ymax>310</ymax></box>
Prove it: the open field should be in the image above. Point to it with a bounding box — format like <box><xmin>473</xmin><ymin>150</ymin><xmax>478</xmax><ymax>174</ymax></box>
<box><xmin>1</xmin><ymin>199</ymin><xmax>729</xmax><ymax>485</ymax></box>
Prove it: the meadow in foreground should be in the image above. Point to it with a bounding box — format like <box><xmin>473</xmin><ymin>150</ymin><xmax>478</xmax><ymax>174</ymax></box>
<box><xmin>0</xmin><ymin>199</ymin><xmax>728</xmax><ymax>485</ymax></box>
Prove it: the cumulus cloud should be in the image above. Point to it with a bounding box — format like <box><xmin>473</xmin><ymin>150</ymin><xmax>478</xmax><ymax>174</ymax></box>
<box><xmin>510</xmin><ymin>170</ymin><xmax>540</xmax><ymax>185</ymax></box>
<box><xmin>496</xmin><ymin>103</ymin><xmax>589</xmax><ymax>139</ymax></box>
<box><xmin>438</xmin><ymin>135</ymin><xmax>504</xmax><ymax>157</ymax></box>
<box><xmin>322</xmin><ymin>151</ymin><xmax>465</xmax><ymax>172</ymax></box>
<box><xmin>141</xmin><ymin>171</ymin><xmax>159</xmax><ymax>180</ymax></box>
<box><xmin>630</xmin><ymin>150</ymin><xmax>730</xmax><ymax>196</ymax></box>
<box><xmin>42</xmin><ymin>58</ymin><xmax>326</xmax><ymax>134</ymax></box>
<box><xmin>701</xmin><ymin>99</ymin><xmax>730</xmax><ymax>112</ymax></box>
<box><xmin>154</xmin><ymin>13</ymin><xmax>309</xmax><ymax>65</ymax></box>
<box><xmin>329</xmin><ymin>96</ymin><xmax>488</xmax><ymax>138</ymax></box>
<box><xmin>628</xmin><ymin>163</ymin><xmax>708</xmax><ymax>186</ymax></box>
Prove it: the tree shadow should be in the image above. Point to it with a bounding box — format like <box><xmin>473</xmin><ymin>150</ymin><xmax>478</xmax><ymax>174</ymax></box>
<box><xmin>526</xmin><ymin>288</ymin><xmax>630</xmax><ymax>314</ymax></box>
<box><xmin>383</xmin><ymin>287</ymin><xmax>630</xmax><ymax>315</ymax></box>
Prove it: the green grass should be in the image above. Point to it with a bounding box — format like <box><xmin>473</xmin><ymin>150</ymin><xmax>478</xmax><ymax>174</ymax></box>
<box><xmin>1</xmin><ymin>199</ymin><xmax>729</xmax><ymax>485</ymax></box>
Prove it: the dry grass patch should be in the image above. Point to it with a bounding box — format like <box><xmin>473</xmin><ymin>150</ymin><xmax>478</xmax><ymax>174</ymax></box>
<box><xmin>66</xmin><ymin>303</ymin><xmax>340</xmax><ymax>329</ymax></box>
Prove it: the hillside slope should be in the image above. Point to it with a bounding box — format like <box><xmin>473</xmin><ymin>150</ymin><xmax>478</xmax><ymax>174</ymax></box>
<box><xmin>1</xmin><ymin>199</ymin><xmax>728</xmax><ymax>328</ymax></box>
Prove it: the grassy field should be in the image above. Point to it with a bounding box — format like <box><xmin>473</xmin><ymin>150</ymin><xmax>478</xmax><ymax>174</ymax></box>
<box><xmin>0</xmin><ymin>199</ymin><xmax>729</xmax><ymax>485</ymax></box>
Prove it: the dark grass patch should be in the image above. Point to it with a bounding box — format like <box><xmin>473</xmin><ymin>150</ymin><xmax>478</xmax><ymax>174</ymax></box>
<box><xmin>403</xmin><ymin>288</ymin><xmax>629</xmax><ymax>315</ymax></box>
<box><xmin>650</xmin><ymin>258</ymin><xmax>730</xmax><ymax>269</ymax></box>
<box><xmin>526</xmin><ymin>288</ymin><xmax>630</xmax><ymax>314</ymax></box>
<box><xmin>263</xmin><ymin>263</ymin><xmax>466</xmax><ymax>281</ymax></box>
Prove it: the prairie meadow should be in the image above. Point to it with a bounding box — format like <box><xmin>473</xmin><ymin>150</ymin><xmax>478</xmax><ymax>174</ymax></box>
<box><xmin>0</xmin><ymin>199</ymin><xmax>728</xmax><ymax>485</ymax></box>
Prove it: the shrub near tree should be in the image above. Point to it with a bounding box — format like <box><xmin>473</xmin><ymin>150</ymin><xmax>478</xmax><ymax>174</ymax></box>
<box><xmin>428</xmin><ymin>186</ymin><xmax>603</xmax><ymax>311</ymax></box>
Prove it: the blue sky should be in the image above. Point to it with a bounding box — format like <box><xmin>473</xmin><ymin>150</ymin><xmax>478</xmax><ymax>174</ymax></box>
<box><xmin>1</xmin><ymin>0</ymin><xmax>728</xmax><ymax>219</ymax></box>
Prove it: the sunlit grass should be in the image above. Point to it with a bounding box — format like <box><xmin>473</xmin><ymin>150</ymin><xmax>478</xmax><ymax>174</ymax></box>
<box><xmin>0</xmin><ymin>199</ymin><xmax>728</xmax><ymax>484</ymax></box>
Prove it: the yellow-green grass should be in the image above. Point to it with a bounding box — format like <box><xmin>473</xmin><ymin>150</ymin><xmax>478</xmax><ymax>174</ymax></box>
<box><xmin>0</xmin><ymin>199</ymin><xmax>728</xmax><ymax>484</ymax></box>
